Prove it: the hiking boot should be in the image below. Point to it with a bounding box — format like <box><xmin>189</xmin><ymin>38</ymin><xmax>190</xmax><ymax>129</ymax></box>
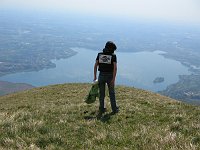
<box><xmin>99</xmin><ymin>107</ymin><xmax>107</xmax><ymax>114</ymax></box>
<box><xmin>111</xmin><ymin>106</ymin><xmax>119</xmax><ymax>115</ymax></box>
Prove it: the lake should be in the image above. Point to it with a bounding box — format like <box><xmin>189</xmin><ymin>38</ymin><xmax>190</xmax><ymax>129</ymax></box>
<box><xmin>0</xmin><ymin>48</ymin><xmax>191</xmax><ymax>92</ymax></box>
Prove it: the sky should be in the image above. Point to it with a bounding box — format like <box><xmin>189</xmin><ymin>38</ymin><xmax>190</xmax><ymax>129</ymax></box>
<box><xmin>1</xmin><ymin>0</ymin><xmax>200</xmax><ymax>24</ymax></box>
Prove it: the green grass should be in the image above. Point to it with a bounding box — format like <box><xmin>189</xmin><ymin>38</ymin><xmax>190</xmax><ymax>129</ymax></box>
<box><xmin>0</xmin><ymin>83</ymin><xmax>199</xmax><ymax>149</ymax></box>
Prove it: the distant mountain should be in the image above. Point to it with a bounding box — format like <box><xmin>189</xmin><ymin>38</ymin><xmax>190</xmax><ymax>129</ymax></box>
<box><xmin>0</xmin><ymin>81</ymin><xmax>34</xmax><ymax>96</ymax></box>
<box><xmin>0</xmin><ymin>83</ymin><xmax>199</xmax><ymax>149</ymax></box>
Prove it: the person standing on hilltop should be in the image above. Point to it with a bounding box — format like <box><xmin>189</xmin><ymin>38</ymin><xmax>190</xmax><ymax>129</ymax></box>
<box><xmin>93</xmin><ymin>41</ymin><xmax>119</xmax><ymax>114</ymax></box>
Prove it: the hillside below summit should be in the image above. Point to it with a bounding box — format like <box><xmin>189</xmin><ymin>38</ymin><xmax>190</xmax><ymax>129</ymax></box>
<box><xmin>0</xmin><ymin>83</ymin><xmax>199</xmax><ymax>149</ymax></box>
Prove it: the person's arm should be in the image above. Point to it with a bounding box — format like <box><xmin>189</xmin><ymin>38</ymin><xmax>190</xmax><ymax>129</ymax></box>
<box><xmin>111</xmin><ymin>62</ymin><xmax>117</xmax><ymax>85</ymax></box>
<box><xmin>93</xmin><ymin>60</ymin><xmax>99</xmax><ymax>81</ymax></box>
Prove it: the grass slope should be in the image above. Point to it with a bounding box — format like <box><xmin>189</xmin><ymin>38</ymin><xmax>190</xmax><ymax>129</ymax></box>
<box><xmin>0</xmin><ymin>83</ymin><xmax>199</xmax><ymax>149</ymax></box>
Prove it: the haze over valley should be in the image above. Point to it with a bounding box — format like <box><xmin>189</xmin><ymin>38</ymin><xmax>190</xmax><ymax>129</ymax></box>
<box><xmin>0</xmin><ymin>9</ymin><xmax>200</xmax><ymax>104</ymax></box>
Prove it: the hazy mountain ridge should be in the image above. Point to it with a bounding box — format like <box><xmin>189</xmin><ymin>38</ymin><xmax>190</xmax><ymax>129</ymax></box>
<box><xmin>0</xmin><ymin>81</ymin><xmax>34</xmax><ymax>96</ymax></box>
<box><xmin>0</xmin><ymin>83</ymin><xmax>199</xmax><ymax>149</ymax></box>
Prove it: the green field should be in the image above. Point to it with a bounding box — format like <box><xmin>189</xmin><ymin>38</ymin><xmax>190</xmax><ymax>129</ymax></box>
<box><xmin>0</xmin><ymin>83</ymin><xmax>199</xmax><ymax>149</ymax></box>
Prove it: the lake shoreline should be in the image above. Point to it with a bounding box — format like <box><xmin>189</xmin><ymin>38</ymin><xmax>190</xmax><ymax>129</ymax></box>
<box><xmin>0</xmin><ymin>48</ymin><xmax>191</xmax><ymax>92</ymax></box>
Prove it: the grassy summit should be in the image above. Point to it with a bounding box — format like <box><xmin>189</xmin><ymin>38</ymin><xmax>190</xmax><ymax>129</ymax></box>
<box><xmin>0</xmin><ymin>83</ymin><xmax>199</xmax><ymax>149</ymax></box>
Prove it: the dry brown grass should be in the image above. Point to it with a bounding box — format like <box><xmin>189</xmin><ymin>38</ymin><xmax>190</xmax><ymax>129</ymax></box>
<box><xmin>0</xmin><ymin>83</ymin><xmax>199</xmax><ymax>149</ymax></box>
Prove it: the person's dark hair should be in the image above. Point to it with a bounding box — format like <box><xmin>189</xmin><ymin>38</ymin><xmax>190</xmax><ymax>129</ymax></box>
<box><xmin>105</xmin><ymin>41</ymin><xmax>117</xmax><ymax>53</ymax></box>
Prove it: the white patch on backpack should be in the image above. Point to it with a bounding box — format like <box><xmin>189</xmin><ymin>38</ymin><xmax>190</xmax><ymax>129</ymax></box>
<box><xmin>99</xmin><ymin>54</ymin><xmax>112</xmax><ymax>64</ymax></box>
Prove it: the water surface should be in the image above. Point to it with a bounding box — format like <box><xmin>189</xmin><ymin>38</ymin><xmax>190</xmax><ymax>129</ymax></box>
<box><xmin>0</xmin><ymin>48</ymin><xmax>191</xmax><ymax>91</ymax></box>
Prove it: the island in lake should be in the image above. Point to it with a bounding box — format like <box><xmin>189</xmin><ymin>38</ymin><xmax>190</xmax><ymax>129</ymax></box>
<box><xmin>153</xmin><ymin>77</ymin><xmax>164</xmax><ymax>84</ymax></box>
